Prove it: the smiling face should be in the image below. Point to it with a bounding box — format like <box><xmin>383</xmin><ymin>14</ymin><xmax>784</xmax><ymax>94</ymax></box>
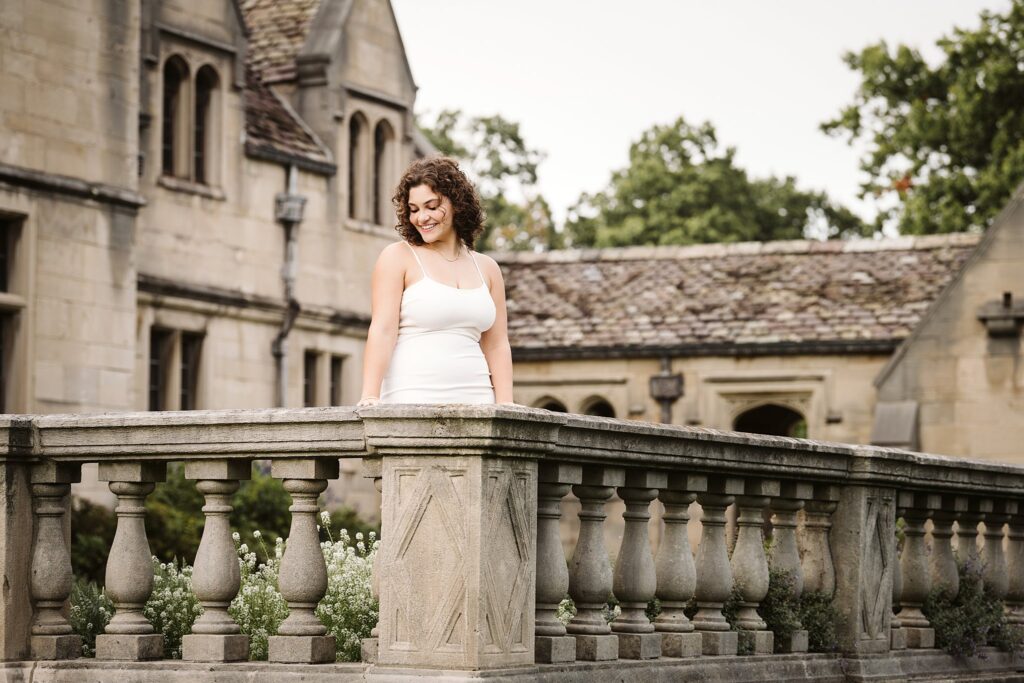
<box><xmin>407</xmin><ymin>184</ymin><xmax>456</xmax><ymax>245</ymax></box>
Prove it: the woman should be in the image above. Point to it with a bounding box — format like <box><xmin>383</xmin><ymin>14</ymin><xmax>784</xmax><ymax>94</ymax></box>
<box><xmin>357</xmin><ymin>157</ymin><xmax>513</xmax><ymax>406</ymax></box>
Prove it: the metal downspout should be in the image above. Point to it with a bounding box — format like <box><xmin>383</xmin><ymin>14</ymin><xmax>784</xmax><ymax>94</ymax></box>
<box><xmin>272</xmin><ymin>165</ymin><xmax>306</xmax><ymax>407</ymax></box>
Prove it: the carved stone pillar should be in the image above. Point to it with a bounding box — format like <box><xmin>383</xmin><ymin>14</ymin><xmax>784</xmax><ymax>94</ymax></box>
<box><xmin>535</xmin><ymin>462</ymin><xmax>581</xmax><ymax>664</ymax></box>
<box><xmin>832</xmin><ymin>485</ymin><xmax>895</xmax><ymax>654</ymax></box>
<box><xmin>612</xmin><ymin>470</ymin><xmax>665</xmax><ymax>660</ymax></box>
<box><xmin>981</xmin><ymin>500</ymin><xmax>1015</xmax><ymax>602</ymax></box>
<box><xmin>655</xmin><ymin>473</ymin><xmax>706</xmax><ymax>658</ymax></box>
<box><xmin>891</xmin><ymin>543</ymin><xmax>905</xmax><ymax>651</ymax></box>
<box><xmin>799</xmin><ymin>484</ymin><xmax>839</xmax><ymax>597</ymax></box>
<box><xmin>29</xmin><ymin>462</ymin><xmax>82</xmax><ymax>660</ymax></box>
<box><xmin>375</xmin><ymin>453</ymin><xmax>539</xmax><ymax>670</ymax></box>
<box><xmin>95</xmin><ymin>462</ymin><xmax>167</xmax><ymax>661</ymax></box>
<box><xmin>770</xmin><ymin>481</ymin><xmax>812</xmax><ymax>653</ymax></box>
<box><xmin>268</xmin><ymin>458</ymin><xmax>340</xmax><ymax>663</ymax></box>
<box><xmin>930</xmin><ymin>495</ymin><xmax>966</xmax><ymax>599</ymax></box>
<box><xmin>182</xmin><ymin>460</ymin><xmax>251</xmax><ymax>662</ymax></box>
<box><xmin>731</xmin><ymin>479</ymin><xmax>780</xmax><ymax>655</ymax></box>
<box><xmin>897</xmin><ymin>492</ymin><xmax>939</xmax><ymax>649</ymax></box>
<box><xmin>693</xmin><ymin>477</ymin><xmax>743</xmax><ymax>656</ymax></box>
<box><xmin>566</xmin><ymin>466</ymin><xmax>625</xmax><ymax>662</ymax></box>
<box><xmin>956</xmin><ymin>499</ymin><xmax>988</xmax><ymax>572</ymax></box>
<box><xmin>361</xmin><ymin>465</ymin><xmax>383</xmax><ymax>663</ymax></box>
<box><xmin>1005</xmin><ymin>512</ymin><xmax>1024</xmax><ymax>624</ymax></box>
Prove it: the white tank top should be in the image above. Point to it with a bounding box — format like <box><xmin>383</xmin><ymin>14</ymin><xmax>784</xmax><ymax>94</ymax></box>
<box><xmin>379</xmin><ymin>242</ymin><xmax>497</xmax><ymax>404</ymax></box>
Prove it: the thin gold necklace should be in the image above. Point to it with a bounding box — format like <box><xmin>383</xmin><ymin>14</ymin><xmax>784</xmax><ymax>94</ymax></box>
<box><xmin>431</xmin><ymin>244</ymin><xmax>462</xmax><ymax>262</ymax></box>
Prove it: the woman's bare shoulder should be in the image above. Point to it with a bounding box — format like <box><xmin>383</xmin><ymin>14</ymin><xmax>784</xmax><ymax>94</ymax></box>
<box><xmin>473</xmin><ymin>251</ymin><xmax>504</xmax><ymax>277</ymax></box>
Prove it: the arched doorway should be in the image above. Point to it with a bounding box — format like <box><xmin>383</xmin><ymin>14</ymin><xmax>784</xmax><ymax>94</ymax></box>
<box><xmin>534</xmin><ymin>397</ymin><xmax>567</xmax><ymax>412</ymax></box>
<box><xmin>733</xmin><ymin>403</ymin><xmax>807</xmax><ymax>438</ymax></box>
<box><xmin>581</xmin><ymin>397</ymin><xmax>615</xmax><ymax>418</ymax></box>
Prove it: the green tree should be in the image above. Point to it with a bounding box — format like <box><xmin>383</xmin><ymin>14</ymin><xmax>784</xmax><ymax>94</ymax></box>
<box><xmin>823</xmin><ymin>1</ymin><xmax>1024</xmax><ymax>235</ymax></box>
<box><xmin>566</xmin><ymin>116</ymin><xmax>864</xmax><ymax>247</ymax></box>
<box><xmin>419</xmin><ymin>109</ymin><xmax>560</xmax><ymax>251</ymax></box>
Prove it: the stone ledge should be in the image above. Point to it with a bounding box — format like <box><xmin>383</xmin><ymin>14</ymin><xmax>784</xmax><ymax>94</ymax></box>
<box><xmin>5</xmin><ymin>651</ymin><xmax>1024</xmax><ymax>682</ymax></box>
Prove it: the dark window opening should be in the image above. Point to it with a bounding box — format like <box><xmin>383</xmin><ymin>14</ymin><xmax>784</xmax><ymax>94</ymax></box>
<box><xmin>161</xmin><ymin>58</ymin><xmax>187</xmax><ymax>177</ymax></box>
<box><xmin>733</xmin><ymin>404</ymin><xmax>807</xmax><ymax>438</ymax></box>
<box><xmin>330</xmin><ymin>355</ymin><xmax>344</xmax><ymax>406</ymax></box>
<box><xmin>304</xmin><ymin>351</ymin><xmax>318</xmax><ymax>407</ymax></box>
<box><xmin>179</xmin><ymin>333</ymin><xmax>202</xmax><ymax>410</ymax></box>
<box><xmin>373</xmin><ymin>123</ymin><xmax>386</xmax><ymax>225</ymax></box>
<box><xmin>0</xmin><ymin>224</ymin><xmax>9</xmax><ymax>293</ymax></box>
<box><xmin>348</xmin><ymin>117</ymin><xmax>364</xmax><ymax>219</ymax></box>
<box><xmin>536</xmin><ymin>398</ymin><xmax>567</xmax><ymax>412</ymax></box>
<box><xmin>583</xmin><ymin>398</ymin><xmax>616</xmax><ymax>418</ymax></box>
<box><xmin>149</xmin><ymin>329</ymin><xmax>173</xmax><ymax>411</ymax></box>
<box><xmin>194</xmin><ymin>66</ymin><xmax>217</xmax><ymax>184</ymax></box>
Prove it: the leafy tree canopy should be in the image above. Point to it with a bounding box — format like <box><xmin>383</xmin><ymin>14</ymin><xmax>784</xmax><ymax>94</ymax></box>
<box><xmin>566</xmin><ymin>116</ymin><xmax>865</xmax><ymax>248</ymax></box>
<box><xmin>419</xmin><ymin>109</ymin><xmax>560</xmax><ymax>251</ymax></box>
<box><xmin>822</xmin><ymin>1</ymin><xmax>1024</xmax><ymax>234</ymax></box>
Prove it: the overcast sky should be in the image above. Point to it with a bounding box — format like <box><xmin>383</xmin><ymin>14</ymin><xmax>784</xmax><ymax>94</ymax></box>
<box><xmin>391</xmin><ymin>1</ymin><xmax>1010</xmax><ymax>229</ymax></box>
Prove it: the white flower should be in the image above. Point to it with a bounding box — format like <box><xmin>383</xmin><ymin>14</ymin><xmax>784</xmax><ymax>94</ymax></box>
<box><xmin>232</xmin><ymin>532</ymin><xmax>241</xmax><ymax>542</ymax></box>
<box><xmin>253</xmin><ymin>530</ymin><xmax>262</xmax><ymax>539</ymax></box>
<box><xmin>320</xmin><ymin>510</ymin><xmax>331</xmax><ymax>525</ymax></box>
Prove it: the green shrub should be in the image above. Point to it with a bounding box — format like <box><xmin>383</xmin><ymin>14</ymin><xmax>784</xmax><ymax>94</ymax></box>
<box><xmin>144</xmin><ymin>558</ymin><xmax>203</xmax><ymax>658</ymax></box>
<box><xmin>923</xmin><ymin>557</ymin><xmax>1023</xmax><ymax>659</ymax></box>
<box><xmin>316</xmin><ymin>517</ymin><xmax>379</xmax><ymax>661</ymax></box>
<box><xmin>69</xmin><ymin>579</ymin><xmax>113</xmax><ymax>657</ymax></box>
<box><xmin>758</xmin><ymin>568</ymin><xmax>802</xmax><ymax>650</ymax></box>
<box><xmin>229</xmin><ymin>532</ymin><xmax>288</xmax><ymax>660</ymax></box>
<box><xmin>800</xmin><ymin>591</ymin><xmax>841</xmax><ymax>652</ymax></box>
<box><xmin>70</xmin><ymin>498</ymin><xmax>117</xmax><ymax>585</ymax></box>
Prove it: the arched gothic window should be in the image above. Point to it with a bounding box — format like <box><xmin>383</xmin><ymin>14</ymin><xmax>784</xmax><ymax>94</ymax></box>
<box><xmin>373</xmin><ymin>120</ymin><xmax>395</xmax><ymax>225</ymax></box>
<box><xmin>733</xmin><ymin>403</ymin><xmax>807</xmax><ymax>438</ymax></box>
<box><xmin>193</xmin><ymin>66</ymin><xmax>220</xmax><ymax>185</ymax></box>
<box><xmin>534</xmin><ymin>397</ymin><xmax>568</xmax><ymax>412</ymax></box>
<box><xmin>581</xmin><ymin>397</ymin><xmax>616</xmax><ymax>418</ymax></box>
<box><xmin>348</xmin><ymin>113</ymin><xmax>369</xmax><ymax>220</ymax></box>
<box><xmin>161</xmin><ymin>56</ymin><xmax>189</xmax><ymax>177</ymax></box>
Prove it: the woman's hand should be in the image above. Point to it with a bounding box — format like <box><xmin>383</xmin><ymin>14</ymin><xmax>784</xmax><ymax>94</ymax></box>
<box><xmin>357</xmin><ymin>397</ymin><xmax>380</xmax><ymax>407</ymax></box>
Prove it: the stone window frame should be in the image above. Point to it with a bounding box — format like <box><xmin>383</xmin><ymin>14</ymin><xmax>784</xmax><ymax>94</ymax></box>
<box><xmin>694</xmin><ymin>372</ymin><xmax>831</xmax><ymax>438</ymax></box>
<box><xmin>157</xmin><ymin>49</ymin><xmax>225</xmax><ymax>195</ymax></box>
<box><xmin>346</xmin><ymin>105</ymin><xmax>403</xmax><ymax>234</ymax></box>
<box><xmin>147</xmin><ymin>326</ymin><xmax>205</xmax><ymax>411</ymax></box>
<box><xmin>0</xmin><ymin>212</ymin><xmax>27</xmax><ymax>413</ymax></box>
<box><xmin>302</xmin><ymin>349</ymin><xmax>348</xmax><ymax>407</ymax></box>
<box><xmin>579</xmin><ymin>395</ymin><xmax>617</xmax><ymax>418</ymax></box>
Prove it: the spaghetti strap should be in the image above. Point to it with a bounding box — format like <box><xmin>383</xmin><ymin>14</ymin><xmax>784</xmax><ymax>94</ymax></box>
<box><xmin>402</xmin><ymin>241</ymin><xmax>429</xmax><ymax>280</ymax></box>
<box><xmin>468</xmin><ymin>250</ymin><xmax>487</xmax><ymax>288</ymax></box>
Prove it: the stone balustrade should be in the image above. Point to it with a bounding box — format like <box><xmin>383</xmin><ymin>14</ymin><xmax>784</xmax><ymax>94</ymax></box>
<box><xmin>1</xmin><ymin>405</ymin><xmax>1024</xmax><ymax>682</ymax></box>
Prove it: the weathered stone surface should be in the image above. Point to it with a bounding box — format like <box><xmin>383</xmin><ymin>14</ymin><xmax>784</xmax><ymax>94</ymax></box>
<box><xmin>94</xmin><ymin>633</ymin><xmax>163</xmax><ymax>661</ymax></box>
<box><xmin>31</xmin><ymin>634</ymin><xmax>81</xmax><ymax>660</ymax></box>
<box><xmin>737</xmin><ymin>629</ymin><xmax>773</xmax><ymax>655</ymax></box>
<box><xmin>571</xmin><ymin>634</ymin><xmax>618</xmax><ymax>661</ymax></box>
<box><xmin>181</xmin><ymin>634</ymin><xmax>249</xmax><ymax>662</ymax></box>
<box><xmin>360</xmin><ymin>637</ymin><xmax>378</xmax><ymax>664</ymax></box>
<box><xmin>890</xmin><ymin>626</ymin><xmax>907</xmax><ymax>651</ymax></box>
<box><xmin>267</xmin><ymin>634</ymin><xmax>335</xmax><ymax>663</ymax></box>
<box><xmin>616</xmin><ymin>632</ymin><xmax>660</xmax><ymax>660</ymax></box>
<box><xmin>534</xmin><ymin>635</ymin><xmax>575</xmax><ymax>663</ymax></box>
<box><xmin>660</xmin><ymin>631</ymin><xmax>701</xmax><ymax>658</ymax></box>
<box><xmin>904</xmin><ymin>627</ymin><xmax>935</xmax><ymax>649</ymax></box>
<box><xmin>776</xmin><ymin>629</ymin><xmax>808</xmax><ymax>654</ymax></box>
<box><xmin>699</xmin><ymin>630</ymin><xmax>738</xmax><ymax>656</ymax></box>
<box><xmin>375</xmin><ymin>455</ymin><xmax>537</xmax><ymax>670</ymax></box>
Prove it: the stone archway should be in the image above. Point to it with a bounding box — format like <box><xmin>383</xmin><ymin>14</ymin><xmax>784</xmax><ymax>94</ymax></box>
<box><xmin>733</xmin><ymin>403</ymin><xmax>807</xmax><ymax>438</ymax></box>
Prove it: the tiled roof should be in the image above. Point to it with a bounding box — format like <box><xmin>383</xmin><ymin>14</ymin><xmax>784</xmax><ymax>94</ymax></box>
<box><xmin>496</xmin><ymin>234</ymin><xmax>981</xmax><ymax>357</ymax></box>
<box><xmin>240</xmin><ymin>0</ymin><xmax>323</xmax><ymax>83</ymax></box>
<box><xmin>242</xmin><ymin>68</ymin><xmax>334</xmax><ymax>172</ymax></box>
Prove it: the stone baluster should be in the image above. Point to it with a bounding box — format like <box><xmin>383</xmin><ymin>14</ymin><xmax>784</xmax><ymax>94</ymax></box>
<box><xmin>29</xmin><ymin>462</ymin><xmax>82</xmax><ymax>660</ymax></box>
<box><xmin>891</xmin><ymin>539</ymin><xmax>905</xmax><ymax>651</ymax></box>
<box><xmin>770</xmin><ymin>481</ymin><xmax>813</xmax><ymax>653</ymax></box>
<box><xmin>182</xmin><ymin>460</ymin><xmax>251</xmax><ymax>662</ymax></box>
<box><xmin>897</xmin><ymin>491</ymin><xmax>940</xmax><ymax>649</ymax></box>
<box><xmin>96</xmin><ymin>462</ymin><xmax>167</xmax><ymax>661</ymax></box>
<box><xmin>956</xmin><ymin>499</ymin><xmax>989</xmax><ymax>571</ymax></box>
<box><xmin>981</xmin><ymin>500</ymin><xmax>1015</xmax><ymax>602</ymax></box>
<box><xmin>566</xmin><ymin>465</ymin><xmax>625</xmax><ymax>662</ymax></box>
<box><xmin>693</xmin><ymin>477</ymin><xmax>743</xmax><ymax>656</ymax></box>
<box><xmin>732</xmin><ymin>478</ymin><xmax>780</xmax><ymax>655</ymax></box>
<box><xmin>1005</xmin><ymin>511</ymin><xmax>1024</xmax><ymax>624</ymax></box>
<box><xmin>268</xmin><ymin>458</ymin><xmax>339</xmax><ymax>663</ymax></box>
<box><xmin>930</xmin><ymin>495</ymin><xmax>966</xmax><ymax>599</ymax></box>
<box><xmin>535</xmin><ymin>462</ymin><xmax>581</xmax><ymax>664</ymax></box>
<box><xmin>799</xmin><ymin>484</ymin><xmax>839</xmax><ymax>598</ymax></box>
<box><xmin>612</xmin><ymin>469</ymin><xmax>666</xmax><ymax>660</ymax></box>
<box><xmin>361</xmin><ymin>469</ymin><xmax>383</xmax><ymax>663</ymax></box>
<box><xmin>654</xmin><ymin>473</ymin><xmax>707</xmax><ymax>658</ymax></box>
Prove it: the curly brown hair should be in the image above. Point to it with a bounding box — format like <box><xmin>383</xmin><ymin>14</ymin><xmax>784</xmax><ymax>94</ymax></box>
<box><xmin>392</xmin><ymin>157</ymin><xmax>485</xmax><ymax>249</ymax></box>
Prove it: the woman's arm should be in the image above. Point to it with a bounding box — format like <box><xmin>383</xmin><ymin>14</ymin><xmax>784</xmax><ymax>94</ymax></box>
<box><xmin>359</xmin><ymin>243</ymin><xmax>406</xmax><ymax>404</ymax></box>
<box><xmin>479</xmin><ymin>255</ymin><xmax>514</xmax><ymax>404</ymax></box>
